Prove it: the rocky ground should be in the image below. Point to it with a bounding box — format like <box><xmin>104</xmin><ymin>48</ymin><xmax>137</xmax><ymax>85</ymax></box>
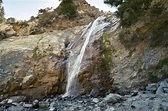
<box><xmin>0</xmin><ymin>79</ymin><xmax>168</xmax><ymax>111</ymax></box>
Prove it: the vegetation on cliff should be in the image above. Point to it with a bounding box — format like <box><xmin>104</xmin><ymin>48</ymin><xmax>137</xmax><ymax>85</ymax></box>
<box><xmin>105</xmin><ymin>0</ymin><xmax>168</xmax><ymax>48</ymax></box>
<box><xmin>58</xmin><ymin>0</ymin><xmax>77</xmax><ymax>19</ymax></box>
<box><xmin>0</xmin><ymin>0</ymin><xmax>4</xmax><ymax>23</ymax></box>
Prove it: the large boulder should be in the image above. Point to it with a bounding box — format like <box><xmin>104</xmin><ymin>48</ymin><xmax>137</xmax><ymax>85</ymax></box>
<box><xmin>0</xmin><ymin>24</ymin><xmax>17</xmax><ymax>40</ymax></box>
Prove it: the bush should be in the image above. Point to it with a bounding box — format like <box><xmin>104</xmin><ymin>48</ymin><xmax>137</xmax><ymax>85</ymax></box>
<box><xmin>59</xmin><ymin>0</ymin><xmax>77</xmax><ymax>19</ymax></box>
<box><xmin>105</xmin><ymin>0</ymin><xmax>152</xmax><ymax>26</ymax></box>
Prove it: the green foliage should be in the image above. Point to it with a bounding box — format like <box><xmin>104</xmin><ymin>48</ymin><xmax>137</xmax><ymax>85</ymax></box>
<box><xmin>149</xmin><ymin>19</ymin><xmax>168</xmax><ymax>47</ymax></box>
<box><xmin>59</xmin><ymin>0</ymin><xmax>77</xmax><ymax>19</ymax></box>
<box><xmin>104</xmin><ymin>0</ymin><xmax>123</xmax><ymax>7</ymax></box>
<box><xmin>0</xmin><ymin>0</ymin><xmax>4</xmax><ymax>23</ymax></box>
<box><xmin>150</xmin><ymin>2</ymin><xmax>165</xmax><ymax>15</ymax></box>
<box><xmin>138</xmin><ymin>68</ymin><xmax>143</xmax><ymax>73</ymax></box>
<box><xmin>101</xmin><ymin>33</ymin><xmax>112</xmax><ymax>65</ymax></box>
<box><xmin>104</xmin><ymin>0</ymin><xmax>152</xmax><ymax>26</ymax></box>
<box><xmin>111</xmin><ymin>0</ymin><xmax>168</xmax><ymax>48</ymax></box>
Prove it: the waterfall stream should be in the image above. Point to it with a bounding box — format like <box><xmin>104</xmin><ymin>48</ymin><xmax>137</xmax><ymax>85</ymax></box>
<box><xmin>63</xmin><ymin>16</ymin><xmax>110</xmax><ymax>97</ymax></box>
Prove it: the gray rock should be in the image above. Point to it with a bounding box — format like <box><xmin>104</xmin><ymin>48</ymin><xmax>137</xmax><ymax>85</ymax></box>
<box><xmin>146</xmin><ymin>83</ymin><xmax>157</xmax><ymax>92</ymax></box>
<box><xmin>92</xmin><ymin>98</ymin><xmax>99</xmax><ymax>103</ymax></box>
<box><xmin>161</xmin><ymin>103</ymin><xmax>168</xmax><ymax>111</ymax></box>
<box><xmin>0</xmin><ymin>99</ymin><xmax>8</xmax><ymax>105</ymax></box>
<box><xmin>105</xmin><ymin>107</ymin><xmax>115</xmax><ymax>111</ymax></box>
<box><xmin>23</xmin><ymin>103</ymin><xmax>33</xmax><ymax>108</ymax></box>
<box><xmin>163</xmin><ymin>87</ymin><xmax>168</xmax><ymax>93</ymax></box>
<box><xmin>92</xmin><ymin>107</ymin><xmax>101</xmax><ymax>111</ymax></box>
<box><xmin>49</xmin><ymin>107</ymin><xmax>57</xmax><ymax>111</ymax></box>
<box><xmin>102</xmin><ymin>93</ymin><xmax>122</xmax><ymax>104</ymax></box>
<box><xmin>7</xmin><ymin>106</ymin><xmax>24</xmax><ymax>111</ymax></box>
<box><xmin>131</xmin><ymin>90</ymin><xmax>139</xmax><ymax>96</ymax></box>
<box><xmin>156</xmin><ymin>86</ymin><xmax>164</xmax><ymax>94</ymax></box>
<box><xmin>39</xmin><ymin>103</ymin><xmax>49</xmax><ymax>108</ymax></box>
<box><xmin>156</xmin><ymin>80</ymin><xmax>168</xmax><ymax>94</ymax></box>
<box><xmin>9</xmin><ymin>96</ymin><xmax>26</xmax><ymax>103</ymax></box>
<box><xmin>89</xmin><ymin>88</ymin><xmax>99</xmax><ymax>97</ymax></box>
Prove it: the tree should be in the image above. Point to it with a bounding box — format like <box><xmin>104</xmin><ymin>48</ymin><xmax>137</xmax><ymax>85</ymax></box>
<box><xmin>104</xmin><ymin>0</ymin><xmax>123</xmax><ymax>7</ymax></box>
<box><xmin>104</xmin><ymin>0</ymin><xmax>152</xmax><ymax>26</ymax></box>
<box><xmin>0</xmin><ymin>0</ymin><xmax>4</xmax><ymax>23</ymax></box>
<box><xmin>59</xmin><ymin>0</ymin><xmax>77</xmax><ymax>19</ymax></box>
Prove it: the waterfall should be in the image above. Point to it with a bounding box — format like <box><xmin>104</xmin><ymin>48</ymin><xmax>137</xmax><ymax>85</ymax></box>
<box><xmin>63</xmin><ymin>16</ymin><xmax>110</xmax><ymax>97</ymax></box>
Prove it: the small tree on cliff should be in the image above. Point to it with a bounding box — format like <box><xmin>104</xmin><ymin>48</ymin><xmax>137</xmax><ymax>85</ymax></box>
<box><xmin>104</xmin><ymin>0</ymin><xmax>152</xmax><ymax>26</ymax></box>
<box><xmin>58</xmin><ymin>0</ymin><xmax>77</xmax><ymax>19</ymax></box>
<box><xmin>0</xmin><ymin>0</ymin><xmax>4</xmax><ymax>23</ymax></box>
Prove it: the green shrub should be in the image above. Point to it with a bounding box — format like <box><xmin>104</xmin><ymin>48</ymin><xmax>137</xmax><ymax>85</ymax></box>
<box><xmin>105</xmin><ymin>0</ymin><xmax>152</xmax><ymax>26</ymax></box>
<box><xmin>59</xmin><ymin>0</ymin><xmax>77</xmax><ymax>19</ymax></box>
<box><xmin>101</xmin><ymin>33</ymin><xmax>112</xmax><ymax>65</ymax></box>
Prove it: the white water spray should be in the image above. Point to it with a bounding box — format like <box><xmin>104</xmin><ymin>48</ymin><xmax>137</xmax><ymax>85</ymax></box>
<box><xmin>63</xmin><ymin>16</ymin><xmax>110</xmax><ymax>97</ymax></box>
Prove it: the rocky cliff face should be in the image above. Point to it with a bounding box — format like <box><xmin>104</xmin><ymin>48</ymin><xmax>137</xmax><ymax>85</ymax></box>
<box><xmin>0</xmin><ymin>13</ymin><xmax>167</xmax><ymax>100</ymax></box>
<box><xmin>109</xmin><ymin>26</ymin><xmax>168</xmax><ymax>94</ymax></box>
<box><xmin>0</xmin><ymin>0</ymin><xmax>168</xmax><ymax>102</ymax></box>
<box><xmin>0</xmin><ymin>26</ymin><xmax>83</xmax><ymax>100</ymax></box>
<box><xmin>0</xmin><ymin>18</ymin><xmax>113</xmax><ymax>100</ymax></box>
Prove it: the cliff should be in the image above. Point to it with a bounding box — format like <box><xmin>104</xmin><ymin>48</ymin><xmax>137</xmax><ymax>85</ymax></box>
<box><xmin>0</xmin><ymin>0</ymin><xmax>167</xmax><ymax>101</ymax></box>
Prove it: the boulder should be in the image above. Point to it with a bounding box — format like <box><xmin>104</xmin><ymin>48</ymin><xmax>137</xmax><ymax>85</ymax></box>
<box><xmin>0</xmin><ymin>24</ymin><xmax>17</xmax><ymax>40</ymax></box>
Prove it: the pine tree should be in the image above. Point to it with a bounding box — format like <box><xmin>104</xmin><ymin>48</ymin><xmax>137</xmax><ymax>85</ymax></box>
<box><xmin>0</xmin><ymin>0</ymin><xmax>4</xmax><ymax>23</ymax></box>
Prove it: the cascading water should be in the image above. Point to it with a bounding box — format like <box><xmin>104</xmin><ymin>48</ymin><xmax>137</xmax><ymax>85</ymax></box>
<box><xmin>63</xmin><ymin>16</ymin><xmax>110</xmax><ymax>97</ymax></box>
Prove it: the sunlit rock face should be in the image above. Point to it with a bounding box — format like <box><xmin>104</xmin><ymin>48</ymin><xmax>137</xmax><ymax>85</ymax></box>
<box><xmin>0</xmin><ymin>24</ymin><xmax>17</xmax><ymax>40</ymax></box>
<box><xmin>0</xmin><ymin>27</ymin><xmax>83</xmax><ymax>100</ymax></box>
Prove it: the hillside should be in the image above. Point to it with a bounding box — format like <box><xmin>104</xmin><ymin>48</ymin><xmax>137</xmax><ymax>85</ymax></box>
<box><xmin>0</xmin><ymin>0</ymin><xmax>102</xmax><ymax>38</ymax></box>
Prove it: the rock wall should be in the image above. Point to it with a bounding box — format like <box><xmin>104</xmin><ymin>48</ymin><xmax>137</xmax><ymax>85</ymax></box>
<box><xmin>106</xmin><ymin>18</ymin><xmax>168</xmax><ymax>94</ymax></box>
<box><xmin>0</xmin><ymin>27</ymin><xmax>83</xmax><ymax>100</ymax></box>
<box><xmin>0</xmin><ymin>14</ymin><xmax>167</xmax><ymax>100</ymax></box>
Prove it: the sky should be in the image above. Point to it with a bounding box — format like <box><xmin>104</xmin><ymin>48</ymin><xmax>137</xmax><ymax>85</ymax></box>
<box><xmin>3</xmin><ymin>0</ymin><xmax>116</xmax><ymax>20</ymax></box>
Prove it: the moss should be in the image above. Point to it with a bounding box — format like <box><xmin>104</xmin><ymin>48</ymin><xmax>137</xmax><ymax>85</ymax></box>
<box><xmin>101</xmin><ymin>33</ymin><xmax>112</xmax><ymax>65</ymax></box>
<box><xmin>138</xmin><ymin>68</ymin><xmax>143</xmax><ymax>73</ymax></box>
<box><xmin>156</xmin><ymin>58</ymin><xmax>168</xmax><ymax>70</ymax></box>
<box><xmin>148</xmin><ymin>72</ymin><xmax>157</xmax><ymax>82</ymax></box>
<box><xmin>148</xmin><ymin>58</ymin><xmax>168</xmax><ymax>82</ymax></box>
